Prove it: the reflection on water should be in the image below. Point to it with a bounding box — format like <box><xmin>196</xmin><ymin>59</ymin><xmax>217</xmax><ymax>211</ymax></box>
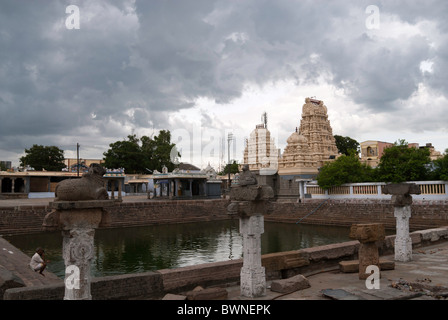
<box><xmin>4</xmin><ymin>220</ymin><xmax>352</xmax><ymax>278</ymax></box>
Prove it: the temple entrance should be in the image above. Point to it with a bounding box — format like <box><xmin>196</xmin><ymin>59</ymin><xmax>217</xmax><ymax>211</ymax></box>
<box><xmin>13</xmin><ymin>178</ymin><xmax>25</xmax><ymax>193</ymax></box>
<box><xmin>192</xmin><ymin>180</ymin><xmax>200</xmax><ymax>196</ymax></box>
<box><xmin>1</xmin><ymin>178</ymin><xmax>12</xmax><ymax>193</ymax></box>
<box><xmin>0</xmin><ymin>178</ymin><xmax>25</xmax><ymax>193</ymax></box>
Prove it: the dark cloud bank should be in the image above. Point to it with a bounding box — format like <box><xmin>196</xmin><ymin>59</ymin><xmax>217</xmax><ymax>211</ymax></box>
<box><xmin>0</xmin><ymin>0</ymin><xmax>447</xmax><ymax>164</ymax></box>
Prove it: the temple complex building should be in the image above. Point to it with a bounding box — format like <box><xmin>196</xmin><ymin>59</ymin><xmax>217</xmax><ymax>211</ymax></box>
<box><xmin>242</xmin><ymin>97</ymin><xmax>339</xmax><ymax>202</ymax></box>
<box><xmin>276</xmin><ymin>98</ymin><xmax>339</xmax><ymax>201</ymax></box>
<box><xmin>278</xmin><ymin>98</ymin><xmax>338</xmax><ymax>176</ymax></box>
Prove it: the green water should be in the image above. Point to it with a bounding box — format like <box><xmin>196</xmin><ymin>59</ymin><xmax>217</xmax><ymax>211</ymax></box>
<box><xmin>4</xmin><ymin>220</ymin><xmax>353</xmax><ymax>278</ymax></box>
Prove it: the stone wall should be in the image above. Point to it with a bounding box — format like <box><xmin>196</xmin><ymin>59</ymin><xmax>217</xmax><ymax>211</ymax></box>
<box><xmin>3</xmin><ymin>271</ymin><xmax>163</xmax><ymax>300</ymax></box>
<box><xmin>0</xmin><ymin>199</ymin><xmax>231</xmax><ymax>235</ymax></box>
<box><xmin>1</xmin><ymin>199</ymin><xmax>448</xmax><ymax>235</ymax></box>
<box><xmin>267</xmin><ymin>199</ymin><xmax>448</xmax><ymax>231</ymax></box>
<box><xmin>4</xmin><ymin>226</ymin><xmax>448</xmax><ymax>300</ymax></box>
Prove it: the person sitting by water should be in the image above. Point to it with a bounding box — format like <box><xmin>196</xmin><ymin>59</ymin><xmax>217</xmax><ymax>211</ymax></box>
<box><xmin>29</xmin><ymin>247</ymin><xmax>48</xmax><ymax>276</ymax></box>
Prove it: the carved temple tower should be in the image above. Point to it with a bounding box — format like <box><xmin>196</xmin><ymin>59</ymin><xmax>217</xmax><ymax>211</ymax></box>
<box><xmin>298</xmin><ymin>98</ymin><xmax>338</xmax><ymax>166</ymax></box>
<box><xmin>277</xmin><ymin>97</ymin><xmax>339</xmax><ymax>201</ymax></box>
<box><xmin>242</xmin><ymin>98</ymin><xmax>338</xmax><ymax>201</ymax></box>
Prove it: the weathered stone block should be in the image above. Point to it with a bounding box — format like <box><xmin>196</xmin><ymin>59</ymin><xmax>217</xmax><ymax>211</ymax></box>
<box><xmin>186</xmin><ymin>286</ymin><xmax>228</xmax><ymax>300</ymax></box>
<box><xmin>349</xmin><ymin>223</ymin><xmax>385</xmax><ymax>243</ymax></box>
<box><xmin>162</xmin><ymin>293</ymin><xmax>187</xmax><ymax>300</ymax></box>
<box><xmin>270</xmin><ymin>274</ymin><xmax>310</xmax><ymax>294</ymax></box>
<box><xmin>262</xmin><ymin>251</ymin><xmax>310</xmax><ymax>271</ymax></box>
<box><xmin>339</xmin><ymin>260</ymin><xmax>359</xmax><ymax>273</ymax></box>
<box><xmin>379</xmin><ymin>259</ymin><xmax>395</xmax><ymax>270</ymax></box>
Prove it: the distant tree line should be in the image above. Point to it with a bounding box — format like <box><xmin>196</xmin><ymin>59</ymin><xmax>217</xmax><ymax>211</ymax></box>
<box><xmin>318</xmin><ymin>139</ymin><xmax>448</xmax><ymax>190</ymax></box>
<box><xmin>17</xmin><ymin>134</ymin><xmax>448</xmax><ymax>186</ymax></box>
<box><xmin>18</xmin><ymin>130</ymin><xmax>179</xmax><ymax>174</ymax></box>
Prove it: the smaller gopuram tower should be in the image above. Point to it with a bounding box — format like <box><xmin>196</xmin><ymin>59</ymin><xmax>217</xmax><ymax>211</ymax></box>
<box><xmin>243</xmin><ymin>116</ymin><xmax>279</xmax><ymax>176</ymax></box>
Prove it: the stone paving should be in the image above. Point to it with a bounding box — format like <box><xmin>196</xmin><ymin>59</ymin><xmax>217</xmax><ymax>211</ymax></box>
<box><xmin>225</xmin><ymin>241</ymin><xmax>448</xmax><ymax>300</ymax></box>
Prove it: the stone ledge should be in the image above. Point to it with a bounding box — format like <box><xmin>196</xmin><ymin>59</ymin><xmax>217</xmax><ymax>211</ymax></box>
<box><xmin>158</xmin><ymin>259</ymin><xmax>242</xmax><ymax>293</ymax></box>
<box><xmin>4</xmin><ymin>271</ymin><xmax>164</xmax><ymax>300</ymax></box>
<box><xmin>416</xmin><ymin>227</ymin><xmax>448</xmax><ymax>242</ymax></box>
<box><xmin>339</xmin><ymin>259</ymin><xmax>395</xmax><ymax>273</ymax></box>
<box><xmin>301</xmin><ymin>241</ymin><xmax>360</xmax><ymax>262</ymax></box>
<box><xmin>49</xmin><ymin>200</ymin><xmax>115</xmax><ymax>210</ymax></box>
<box><xmin>186</xmin><ymin>286</ymin><xmax>228</xmax><ymax>300</ymax></box>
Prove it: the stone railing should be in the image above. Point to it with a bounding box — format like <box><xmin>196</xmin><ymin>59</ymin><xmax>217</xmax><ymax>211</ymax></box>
<box><xmin>306</xmin><ymin>181</ymin><xmax>448</xmax><ymax>200</ymax></box>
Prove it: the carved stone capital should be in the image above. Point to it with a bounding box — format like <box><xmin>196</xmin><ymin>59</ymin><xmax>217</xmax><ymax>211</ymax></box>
<box><xmin>383</xmin><ymin>183</ymin><xmax>421</xmax><ymax>207</ymax></box>
<box><xmin>43</xmin><ymin>200</ymin><xmax>113</xmax><ymax>231</ymax></box>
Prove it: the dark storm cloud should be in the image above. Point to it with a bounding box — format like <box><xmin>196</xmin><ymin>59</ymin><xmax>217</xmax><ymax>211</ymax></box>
<box><xmin>0</xmin><ymin>0</ymin><xmax>447</xmax><ymax>161</ymax></box>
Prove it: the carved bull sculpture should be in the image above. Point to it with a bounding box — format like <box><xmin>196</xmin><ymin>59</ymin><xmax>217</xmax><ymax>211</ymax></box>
<box><xmin>55</xmin><ymin>163</ymin><xmax>109</xmax><ymax>201</ymax></box>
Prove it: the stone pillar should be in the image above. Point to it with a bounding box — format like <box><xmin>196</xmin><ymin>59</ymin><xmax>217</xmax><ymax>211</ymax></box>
<box><xmin>227</xmin><ymin>165</ymin><xmax>274</xmax><ymax>298</ymax></box>
<box><xmin>110</xmin><ymin>180</ymin><xmax>115</xmax><ymax>200</ymax></box>
<box><xmin>43</xmin><ymin>200</ymin><xmax>113</xmax><ymax>300</ymax></box>
<box><xmin>62</xmin><ymin>227</ymin><xmax>95</xmax><ymax>300</ymax></box>
<box><xmin>11</xmin><ymin>178</ymin><xmax>15</xmax><ymax>193</ymax></box>
<box><xmin>240</xmin><ymin>214</ymin><xmax>266</xmax><ymax>297</ymax></box>
<box><xmin>350</xmin><ymin>223</ymin><xmax>385</xmax><ymax>280</ymax></box>
<box><xmin>383</xmin><ymin>183</ymin><xmax>421</xmax><ymax>262</ymax></box>
<box><xmin>394</xmin><ymin>206</ymin><xmax>413</xmax><ymax>262</ymax></box>
<box><xmin>24</xmin><ymin>177</ymin><xmax>29</xmax><ymax>193</ymax></box>
<box><xmin>118</xmin><ymin>179</ymin><xmax>122</xmax><ymax>201</ymax></box>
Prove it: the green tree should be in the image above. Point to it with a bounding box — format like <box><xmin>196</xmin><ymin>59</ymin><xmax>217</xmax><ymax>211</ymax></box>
<box><xmin>219</xmin><ymin>160</ymin><xmax>240</xmax><ymax>175</ymax></box>
<box><xmin>317</xmin><ymin>152</ymin><xmax>374</xmax><ymax>190</ymax></box>
<box><xmin>431</xmin><ymin>149</ymin><xmax>448</xmax><ymax>181</ymax></box>
<box><xmin>0</xmin><ymin>162</ymin><xmax>8</xmax><ymax>171</ymax></box>
<box><xmin>103</xmin><ymin>134</ymin><xmax>144</xmax><ymax>174</ymax></box>
<box><xmin>142</xmin><ymin>130</ymin><xmax>178</xmax><ymax>172</ymax></box>
<box><xmin>103</xmin><ymin>130</ymin><xmax>179</xmax><ymax>174</ymax></box>
<box><xmin>375</xmin><ymin>139</ymin><xmax>431</xmax><ymax>183</ymax></box>
<box><xmin>334</xmin><ymin>135</ymin><xmax>360</xmax><ymax>156</ymax></box>
<box><xmin>20</xmin><ymin>145</ymin><xmax>65</xmax><ymax>171</ymax></box>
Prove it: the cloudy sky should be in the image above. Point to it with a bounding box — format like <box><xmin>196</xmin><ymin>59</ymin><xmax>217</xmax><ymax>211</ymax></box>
<box><xmin>1</xmin><ymin>0</ymin><xmax>447</xmax><ymax>170</ymax></box>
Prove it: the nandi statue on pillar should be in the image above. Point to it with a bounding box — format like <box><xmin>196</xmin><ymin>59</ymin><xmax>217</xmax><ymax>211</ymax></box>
<box><xmin>55</xmin><ymin>163</ymin><xmax>109</xmax><ymax>201</ymax></box>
